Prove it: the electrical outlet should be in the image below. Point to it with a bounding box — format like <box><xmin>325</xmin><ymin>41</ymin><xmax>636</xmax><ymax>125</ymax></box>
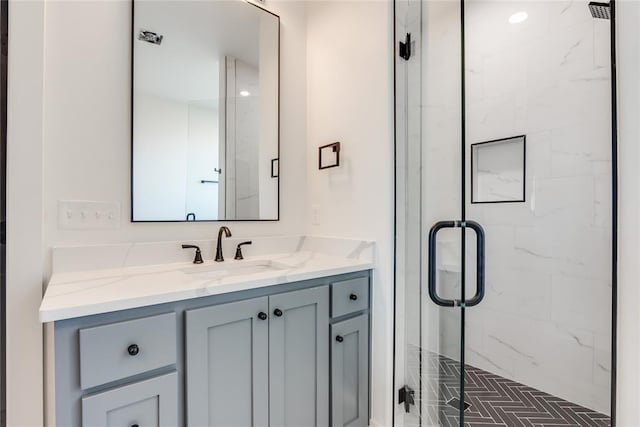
<box><xmin>58</xmin><ymin>200</ymin><xmax>121</xmax><ymax>230</ymax></box>
<box><xmin>311</xmin><ymin>204</ymin><xmax>321</xmax><ymax>225</ymax></box>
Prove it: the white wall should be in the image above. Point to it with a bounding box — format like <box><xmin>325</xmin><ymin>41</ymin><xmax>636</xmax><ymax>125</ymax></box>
<box><xmin>185</xmin><ymin>104</ymin><xmax>219</xmax><ymax>220</ymax></box>
<box><xmin>134</xmin><ymin>94</ymin><xmax>220</xmax><ymax>221</ymax></box>
<box><xmin>306</xmin><ymin>1</ymin><xmax>394</xmax><ymax>425</ymax></box>
<box><xmin>615</xmin><ymin>1</ymin><xmax>640</xmax><ymax>424</ymax></box>
<box><xmin>259</xmin><ymin>14</ymin><xmax>280</xmax><ymax>219</ymax></box>
<box><xmin>7</xmin><ymin>1</ymin><xmax>308</xmax><ymax>424</ymax></box>
<box><xmin>6</xmin><ymin>1</ymin><xmax>45</xmax><ymax>425</ymax></box>
<box><xmin>134</xmin><ymin>94</ymin><xmax>221</xmax><ymax>221</ymax></box>
<box><xmin>134</xmin><ymin>93</ymin><xmax>189</xmax><ymax>220</ymax></box>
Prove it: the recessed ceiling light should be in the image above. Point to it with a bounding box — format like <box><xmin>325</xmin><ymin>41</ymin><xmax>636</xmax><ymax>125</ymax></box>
<box><xmin>508</xmin><ymin>11</ymin><xmax>528</xmax><ymax>24</ymax></box>
<box><xmin>240</xmin><ymin>90</ymin><xmax>250</xmax><ymax>97</ymax></box>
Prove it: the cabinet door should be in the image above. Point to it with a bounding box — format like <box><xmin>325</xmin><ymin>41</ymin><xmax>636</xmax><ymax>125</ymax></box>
<box><xmin>269</xmin><ymin>286</ymin><xmax>330</xmax><ymax>427</ymax></box>
<box><xmin>331</xmin><ymin>314</ymin><xmax>369</xmax><ymax>427</ymax></box>
<box><xmin>185</xmin><ymin>297</ymin><xmax>269</xmax><ymax>427</ymax></box>
<box><xmin>81</xmin><ymin>372</ymin><xmax>177</xmax><ymax>427</ymax></box>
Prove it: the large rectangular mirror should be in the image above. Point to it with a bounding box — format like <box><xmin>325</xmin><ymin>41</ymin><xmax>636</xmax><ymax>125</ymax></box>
<box><xmin>132</xmin><ymin>0</ymin><xmax>279</xmax><ymax>221</ymax></box>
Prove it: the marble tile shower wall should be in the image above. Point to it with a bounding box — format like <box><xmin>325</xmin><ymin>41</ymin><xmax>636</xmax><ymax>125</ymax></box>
<box><xmin>459</xmin><ymin>0</ymin><xmax>612</xmax><ymax>415</ymax></box>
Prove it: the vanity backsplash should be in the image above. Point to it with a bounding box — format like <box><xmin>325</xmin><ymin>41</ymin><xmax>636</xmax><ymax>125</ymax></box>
<box><xmin>50</xmin><ymin>235</ymin><xmax>375</xmax><ymax>274</ymax></box>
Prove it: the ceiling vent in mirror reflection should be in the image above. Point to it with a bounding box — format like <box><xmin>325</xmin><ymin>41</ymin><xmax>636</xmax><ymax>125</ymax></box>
<box><xmin>508</xmin><ymin>11</ymin><xmax>528</xmax><ymax>24</ymax></box>
<box><xmin>138</xmin><ymin>30</ymin><xmax>164</xmax><ymax>45</ymax></box>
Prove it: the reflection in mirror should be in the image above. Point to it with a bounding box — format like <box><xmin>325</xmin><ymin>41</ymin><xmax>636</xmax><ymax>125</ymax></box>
<box><xmin>132</xmin><ymin>0</ymin><xmax>279</xmax><ymax>221</ymax></box>
<box><xmin>471</xmin><ymin>135</ymin><xmax>525</xmax><ymax>203</ymax></box>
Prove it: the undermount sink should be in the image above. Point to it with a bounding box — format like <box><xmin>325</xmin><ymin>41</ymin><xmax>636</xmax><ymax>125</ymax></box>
<box><xmin>181</xmin><ymin>259</ymin><xmax>290</xmax><ymax>280</ymax></box>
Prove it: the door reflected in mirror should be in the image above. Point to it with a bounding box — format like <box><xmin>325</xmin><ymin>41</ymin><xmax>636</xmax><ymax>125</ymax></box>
<box><xmin>132</xmin><ymin>0</ymin><xmax>279</xmax><ymax>221</ymax></box>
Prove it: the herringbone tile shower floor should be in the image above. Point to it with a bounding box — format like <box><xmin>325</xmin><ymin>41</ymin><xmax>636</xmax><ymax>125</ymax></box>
<box><xmin>405</xmin><ymin>348</ymin><xmax>611</xmax><ymax>427</ymax></box>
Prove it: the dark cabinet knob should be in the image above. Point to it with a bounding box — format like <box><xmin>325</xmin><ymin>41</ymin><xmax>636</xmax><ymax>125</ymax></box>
<box><xmin>127</xmin><ymin>344</ymin><xmax>139</xmax><ymax>356</ymax></box>
<box><xmin>258</xmin><ymin>312</ymin><xmax>268</xmax><ymax>320</ymax></box>
<box><xmin>349</xmin><ymin>293</ymin><xmax>358</xmax><ymax>301</ymax></box>
<box><xmin>335</xmin><ymin>335</ymin><xmax>344</xmax><ymax>343</ymax></box>
<box><xmin>131</xmin><ymin>424</ymin><xmax>139</xmax><ymax>427</ymax></box>
<box><xmin>273</xmin><ymin>308</ymin><xmax>283</xmax><ymax>317</ymax></box>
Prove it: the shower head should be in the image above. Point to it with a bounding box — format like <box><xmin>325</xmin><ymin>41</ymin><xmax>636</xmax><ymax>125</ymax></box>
<box><xmin>138</xmin><ymin>30</ymin><xmax>163</xmax><ymax>45</ymax></box>
<box><xmin>588</xmin><ymin>1</ymin><xmax>611</xmax><ymax>20</ymax></box>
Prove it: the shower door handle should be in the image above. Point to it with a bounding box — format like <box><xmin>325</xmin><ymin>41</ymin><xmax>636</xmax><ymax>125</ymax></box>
<box><xmin>427</xmin><ymin>220</ymin><xmax>485</xmax><ymax>307</ymax></box>
<box><xmin>463</xmin><ymin>220</ymin><xmax>485</xmax><ymax>307</ymax></box>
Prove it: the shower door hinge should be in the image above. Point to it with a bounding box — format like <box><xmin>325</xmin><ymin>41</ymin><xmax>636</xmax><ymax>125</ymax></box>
<box><xmin>399</xmin><ymin>33</ymin><xmax>411</xmax><ymax>60</ymax></box>
<box><xmin>398</xmin><ymin>385</ymin><xmax>415</xmax><ymax>413</ymax></box>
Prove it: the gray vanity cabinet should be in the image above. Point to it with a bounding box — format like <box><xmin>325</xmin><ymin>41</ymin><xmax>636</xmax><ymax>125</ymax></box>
<box><xmin>185</xmin><ymin>286</ymin><xmax>329</xmax><ymax>427</ymax></box>
<box><xmin>269</xmin><ymin>286</ymin><xmax>330</xmax><ymax>427</ymax></box>
<box><xmin>81</xmin><ymin>372</ymin><xmax>178</xmax><ymax>427</ymax></box>
<box><xmin>185</xmin><ymin>297</ymin><xmax>270</xmax><ymax>427</ymax></box>
<box><xmin>331</xmin><ymin>314</ymin><xmax>369</xmax><ymax>427</ymax></box>
<box><xmin>50</xmin><ymin>271</ymin><xmax>370</xmax><ymax>427</ymax></box>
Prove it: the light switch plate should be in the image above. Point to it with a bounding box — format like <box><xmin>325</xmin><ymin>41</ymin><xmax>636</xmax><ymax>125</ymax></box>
<box><xmin>311</xmin><ymin>204</ymin><xmax>321</xmax><ymax>225</ymax></box>
<box><xmin>58</xmin><ymin>200</ymin><xmax>121</xmax><ymax>230</ymax></box>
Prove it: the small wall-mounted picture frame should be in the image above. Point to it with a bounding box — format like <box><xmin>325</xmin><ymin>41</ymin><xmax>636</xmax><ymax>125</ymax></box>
<box><xmin>271</xmin><ymin>158</ymin><xmax>279</xmax><ymax>178</ymax></box>
<box><xmin>471</xmin><ymin>135</ymin><xmax>526</xmax><ymax>204</ymax></box>
<box><xmin>319</xmin><ymin>142</ymin><xmax>340</xmax><ymax>170</ymax></box>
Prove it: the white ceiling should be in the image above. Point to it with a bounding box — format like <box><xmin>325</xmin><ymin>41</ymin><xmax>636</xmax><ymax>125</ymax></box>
<box><xmin>134</xmin><ymin>0</ymin><xmax>277</xmax><ymax>105</ymax></box>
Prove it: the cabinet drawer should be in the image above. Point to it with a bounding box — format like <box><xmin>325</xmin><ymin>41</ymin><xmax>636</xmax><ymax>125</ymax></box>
<box><xmin>82</xmin><ymin>372</ymin><xmax>178</xmax><ymax>427</ymax></box>
<box><xmin>79</xmin><ymin>312</ymin><xmax>177</xmax><ymax>389</ymax></box>
<box><xmin>331</xmin><ymin>277</ymin><xmax>369</xmax><ymax>318</ymax></box>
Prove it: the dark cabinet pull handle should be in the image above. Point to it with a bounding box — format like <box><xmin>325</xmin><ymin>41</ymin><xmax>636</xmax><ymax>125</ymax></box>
<box><xmin>273</xmin><ymin>308</ymin><xmax>283</xmax><ymax>317</ymax></box>
<box><xmin>349</xmin><ymin>293</ymin><xmax>358</xmax><ymax>301</ymax></box>
<box><xmin>131</xmin><ymin>424</ymin><xmax>139</xmax><ymax>427</ymax></box>
<box><xmin>428</xmin><ymin>220</ymin><xmax>485</xmax><ymax>307</ymax></box>
<box><xmin>335</xmin><ymin>335</ymin><xmax>344</xmax><ymax>343</ymax></box>
<box><xmin>258</xmin><ymin>312</ymin><xmax>268</xmax><ymax>320</ymax></box>
<box><xmin>127</xmin><ymin>344</ymin><xmax>139</xmax><ymax>356</ymax></box>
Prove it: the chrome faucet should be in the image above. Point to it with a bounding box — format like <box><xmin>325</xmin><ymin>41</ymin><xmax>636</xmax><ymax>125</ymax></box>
<box><xmin>215</xmin><ymin>226</ymin><xmax>232</xmax><ymax>262</ymax></box>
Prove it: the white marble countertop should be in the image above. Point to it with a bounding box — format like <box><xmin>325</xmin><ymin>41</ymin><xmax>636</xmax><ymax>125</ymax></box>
<box><xmin>40</xmin><ymin>240</ymin><xmax>374</xmax><ymax>322</ymax></box>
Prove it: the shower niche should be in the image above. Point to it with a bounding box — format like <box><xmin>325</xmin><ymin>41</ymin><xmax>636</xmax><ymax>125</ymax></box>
<box><xmin>471</xmin><ymin>135</ymin><xmax>525</xmax><ymax>203</ymax></box>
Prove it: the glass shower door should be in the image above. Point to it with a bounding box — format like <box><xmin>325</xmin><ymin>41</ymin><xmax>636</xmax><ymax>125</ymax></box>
<box><xmin>395</xmin><ymin>0</ymin><xmax>474</xmax><ymax>424</ymax></box>
<box><xmin>395</xmin><ymin>0</ymin><xmax>614</xmax><ymax>426</ymax></box>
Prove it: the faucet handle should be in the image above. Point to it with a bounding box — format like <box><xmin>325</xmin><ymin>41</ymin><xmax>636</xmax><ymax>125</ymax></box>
<box><xmin>234</xmin><ymin>241</ymin><xmax>253</xmax><ymax>260</ymax></box>
<box><xmin>182</xmin><ymin>244</ymin><xmax>204</xmax><ymax>264</ymax></box>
